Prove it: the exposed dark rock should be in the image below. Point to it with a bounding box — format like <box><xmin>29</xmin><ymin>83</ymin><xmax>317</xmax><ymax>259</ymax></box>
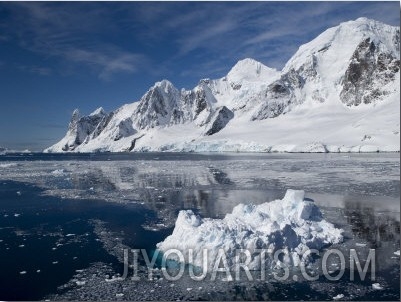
<box><xmin>252</xmin><ymin>69</ymin><xmax>304</xmax><ymax>121</ymax></box>
<box><xmin>64</xmin><ymin>109</ymin><xmax>108</xmax><ymax>151</ymax></box>
<box><xmin>340</xmin><ymin>37</ymin><xmax>400</xmax><ymax>106</ymax></box>
<box><xmin>92</xmin><ymin>112</ymin><xmax>114</xmax><ymax>139</ymax></box>
<box><xmin>113</xmin><ymin>118</ymin><xmax>136</xmax><ymax>141</ymax></box>
<box><xmin>204</xmin><ymin>106</ymin><xmax>234</xmax><ymax>136</ymax></box>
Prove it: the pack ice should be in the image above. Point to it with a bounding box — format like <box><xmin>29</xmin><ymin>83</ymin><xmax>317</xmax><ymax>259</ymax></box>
<box><xmin>157</xmin><ymin>190</ymin><xmax>343</xmax><ymax>270</ymax></box>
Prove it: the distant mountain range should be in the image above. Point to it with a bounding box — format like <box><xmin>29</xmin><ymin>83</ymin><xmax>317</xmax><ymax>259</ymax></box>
<box><xmin>45</xmin><ymin>18</ymin><xmax>400</xmax><ymax>153</ymax></box>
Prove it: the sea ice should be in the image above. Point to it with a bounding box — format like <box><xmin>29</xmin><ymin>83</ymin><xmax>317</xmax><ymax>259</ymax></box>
<box><xmin>157</xmin><ymin>190</ymin><xmax>343</xmax><ymax>271</ymax></box>
<box><xmin>51</xmin><ymin>169</ymin><xmax>66</xmax><ymax>176</ymax></box>
<box><xmin>0</xmin><ymin>163</ymin><xmax>18</xmax><ymax>168</ymax></box>
<box><xmin>372</xmin><ymin>283</ymin><xmax>384</xmax><ymax>290</ymax></box>
<box><xmin>333</xmin><ymin>293</ymin><xmax>345</xmax><ymax>300</ymax></box>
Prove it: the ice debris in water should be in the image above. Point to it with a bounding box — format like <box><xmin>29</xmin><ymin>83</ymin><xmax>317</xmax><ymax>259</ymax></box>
<box><xmin>372</xmin><ymin>283</ymin><xmax>384</xmax><ymax>290</ymax></box>
<box><xmin>333</xmin><ymin>294</ymin><xmax>345</xmax><ymax>300</ymax></box>
<box><xmin>51</xmin><ymin>169</ymin><xmax>66</xmax><ymax>175</ymax></box>
<box><xmin>157</xmin><ymin>189</ymin><xmax>343</xmax><ymax>270</ymax></box>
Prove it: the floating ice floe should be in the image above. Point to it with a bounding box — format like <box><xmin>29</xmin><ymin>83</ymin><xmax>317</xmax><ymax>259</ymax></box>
<box><xmin>105</xmin><ymin>276</ymin><xmax>124</xmax><ymax>282</ymax></box>
<box><xmin>157</xmin><ymin>190</ymin><xmax>343</xmax><ymax>270</ymax></box>
<box><xmin>372</xmin><ymin>283</ymin><xmax>384</xmax><ymax>290</ymax></box>
<box><xmin>0</xmin><ymin>163</ymin><xmax>18</xmax><ymax>168</ymax></box>
<box><xmin>51</xmin><ymin>169</ymin><xmax>66</xmax><ymax>176</ymax></box>
<box><xmin>333</xmin><ymin>293</ymin><xmax>344</xmax><ymax>300</ymax></box>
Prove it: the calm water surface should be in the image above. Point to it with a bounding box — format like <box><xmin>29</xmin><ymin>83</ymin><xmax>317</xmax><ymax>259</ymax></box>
<box><xmin>0</xmin><ymin>153</ymin><xmax>399</xmax><ymax>300</ymax></box>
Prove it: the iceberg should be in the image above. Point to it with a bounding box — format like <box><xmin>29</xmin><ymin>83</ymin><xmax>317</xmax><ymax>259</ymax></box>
<box><xmin>157</xmin><ymin>190</ymin><xmax>343</xmax><ymax>271</ymax></box>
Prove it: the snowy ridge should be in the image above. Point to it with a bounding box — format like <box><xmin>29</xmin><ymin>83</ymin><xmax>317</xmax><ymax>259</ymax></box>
<box><xmin>157</xmin><ymin>190</ymin><xmax>343</xmax><ymax>270</ymax></box>
<box><xmin>45</xmin><ymin>18</ymin><xmax>400</xmax><ymax>153</ymax></box>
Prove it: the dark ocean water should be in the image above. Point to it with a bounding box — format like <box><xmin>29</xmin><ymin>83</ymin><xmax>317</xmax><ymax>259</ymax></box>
<box><xmin>0</xmin><ymin>152</ymin><xmax>399</xmax><ymax>300</ymax></box>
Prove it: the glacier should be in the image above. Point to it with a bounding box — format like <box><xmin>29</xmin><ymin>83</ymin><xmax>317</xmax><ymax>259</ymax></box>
<box><xmin>45</xmin><ymin>18</ymin><xmax>400</xmax><ymax>153</ymax></box>
<box><xmin>156</xmin><ymin>190</ymin><xmax>343</xmax><ymax>271</ymax></box>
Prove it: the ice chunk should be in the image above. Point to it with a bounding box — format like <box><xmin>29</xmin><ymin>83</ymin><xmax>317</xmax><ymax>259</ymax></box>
<box><xmin>333</xmin><ymin>294</ymin><xmax>344</xmax><ymax>300</ymax></box>
<box><xmin>0</xmin><ymin>163</ymin><xmax>18</xmax><ymax>168</ymax></box>
<box><xmin>157</xmin><ymin>190</ymin><xmax>343</xmax><ymax>270</ymax></box>
<box><xmin>51</xmin><ymin>169</ymin><xmax>66</xmax><ymax>176</ymax></box>
<box><xmin>283</xmin><ymin>189</ymin><xmax>305</xmax><ymax>203</ymax></box>
<box><xmin>372</xmin><ymin>283</ymin><xmax>383</xmax><ymax>290</ymax></box>
<box><xmin>105</xmin><ymin>276</ymin><xmax>124</xmax><ymax>282</ymax></box>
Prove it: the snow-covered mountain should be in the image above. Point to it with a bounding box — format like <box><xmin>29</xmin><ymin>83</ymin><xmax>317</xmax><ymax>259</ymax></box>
<box><xmin>45</xmin><ymin>18</ymin><xmax>400</xmax><ymax>153</ymax></box>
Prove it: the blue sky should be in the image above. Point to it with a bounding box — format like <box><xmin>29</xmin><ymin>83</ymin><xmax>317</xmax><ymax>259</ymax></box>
<box><xmin>0</xmin><ymin>1</ymin><xmax>399</xmax><ymax>151</ymax></box>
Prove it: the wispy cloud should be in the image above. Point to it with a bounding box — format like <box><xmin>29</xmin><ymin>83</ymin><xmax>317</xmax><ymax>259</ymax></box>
<box><xmin>0</xmin><ymin>1</ymin><xmax>399</xmax><ymax>83</ymax></box>
<box><xmin>178</xmin><ymin>18</ymin><xmax>237</xmax><ymax>55</ymax></box>
<box><xmin>18</xmin><ymin>65</ymin><xmax>52</xmax><ymax>76</ymax></box>
<box><xmin>64</xmin><ymin>48</ymin><xmax>147</xmax><ymax>81</ymax></box>
<box><xmin>1</xmin><ymin>2</ymin><xmax>148</xmax><ymax>80</ymax></box>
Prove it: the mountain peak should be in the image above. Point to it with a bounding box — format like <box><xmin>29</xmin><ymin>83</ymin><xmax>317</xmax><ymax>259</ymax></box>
<box><xmin>89</xmin><ymin>107</ymin><xmax>106</xmax><ymax>116</ymax></box>
<box><xmin>154</xmin><ymin>79</ymin><xmax>174</xmax><ymax>88</ymax></box>
<box><xmin>227</xmin><ymin>58</ymin><xmax>279</xmax><ymax>83</ymax></box>
<box><xmin>349</xmin><ymin>17</ymin><xmax>386</xmax><ymax>26</ymax></box>
<box><xmin>284</xmin><ymin>16</ymin><xmax>400</xmax><ymax>73</ymax></box>
<box><xmin>152</xmin><ymin>79</ymin><xmax>178</xmax><ymax>95</ymax></box>
<box><xmin>70</xmin><ymin>109</ymin><xmax>80</xmax><ymax>122</ymax></box>
<box><xmin>45</xmin><ymin>18</ymin><xmax>400</xmax><ymax>154</ymax></box>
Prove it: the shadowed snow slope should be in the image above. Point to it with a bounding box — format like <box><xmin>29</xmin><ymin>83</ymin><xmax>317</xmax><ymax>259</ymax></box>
<box><xmin>45</xmin><ymin>18</ymin><xmax>400</xmax><ymax>153</ymax></box>
<box><xmin>156</xmin><ymin>190</ymin><xmax>343</xmax><ymax>271</ymax></box>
